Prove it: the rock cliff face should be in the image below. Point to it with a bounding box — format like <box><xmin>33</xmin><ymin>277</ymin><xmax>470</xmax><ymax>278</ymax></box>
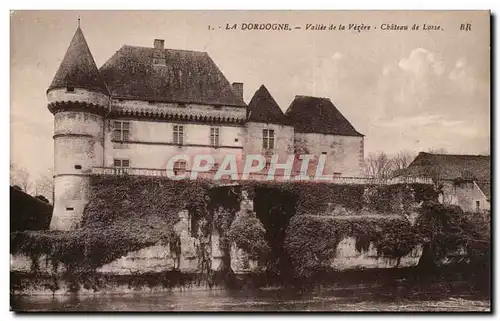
<box><xmin>10</xmin><ymin>221</ymin><xmax>423</xmax><ymax>277</ymax></box>
<box><xmin>9</xmin><ymin>235</ymin><xmax>424</xmax><ymax>276</ymax></box>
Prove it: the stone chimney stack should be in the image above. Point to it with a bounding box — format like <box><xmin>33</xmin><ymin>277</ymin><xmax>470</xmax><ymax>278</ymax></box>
<box><xmin>232</xmin><ymin>82</ymin><xmax>243</xmax><ymax>100</ymax></box>
<box><xmin>154</xmin><ymin>39</ymin><xmax>165</xmax><ymax>50</ymax></box>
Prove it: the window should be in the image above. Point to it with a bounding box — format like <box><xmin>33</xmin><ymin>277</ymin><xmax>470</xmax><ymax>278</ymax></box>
<box><xmin>262</xmin><ymin>129</ymin><xmax>275</xmax><ymax>150</ymax></box>
<box><xmin>113</xmin><ymin>121</ymin><xmax>130</xmax><ymax>141</ymax></box>
<box><xmin>322</xmin><ymin>152</ymin><xmax>328</xmax><ymax>155</ymax></box>
<box><xmin>113</xmin><ymin>159</ymin><xmax>130</xmax><ymax>175</ymax></box>
<box><xmin>476</xmin><ymin>200</ymin><xmax>480</xmax><ymax>211</ymax></box>
<box><xmin>114</xmin><ymin>159</ymin><xmax>129</xmax><ymax>168</ymax></box>
<box><xmin>66</xmin><ymin>86</ymin><xmax>75</xmax><ymax>92</ymax></box>
<box><xmin>173</xmin><ymin>125</ymin><xmax>184</xmax><ymax>145</ymax></box>
<box><xmin>66</xmin><ymin>207</ymin><xmax>74</xmax><ymax>211</ymax></box>
<box><xmin>173</xmin><ymin>160</ymin><xmax>187</xmax><ymax>176</ymax></box>
<box><xmin>210</xmin><ymin>127</ymin><xmax>220</xmax><ymax>147</ymax></box>
<box><xmin>74</xmin><ymin>165</ymin><xmax>82</xmax><ymax>170</ymax></box>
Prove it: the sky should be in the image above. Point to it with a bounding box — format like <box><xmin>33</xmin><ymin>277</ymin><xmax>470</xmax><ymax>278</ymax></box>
<box><xmin>10</xmin><ymin>10</ymin><xmax>490</xmax><ymax>180</ymax></box>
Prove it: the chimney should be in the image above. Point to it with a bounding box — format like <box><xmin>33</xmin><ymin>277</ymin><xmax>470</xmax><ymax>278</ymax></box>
<box><xmin>153</xmin><ymin>39</ymin><xmax>165</xmax><ymax>50</ymax></box>
<box><xmin>232</xmin><ymin>82</ymin><xmax>243</xmax><ymax>100</ymax></box>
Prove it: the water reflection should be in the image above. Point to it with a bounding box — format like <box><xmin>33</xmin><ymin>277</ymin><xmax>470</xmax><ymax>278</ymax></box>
<box><xmin>11</xmin><ymin>285</ymin><xmax>490</xmax><ymax>312</ymax></box>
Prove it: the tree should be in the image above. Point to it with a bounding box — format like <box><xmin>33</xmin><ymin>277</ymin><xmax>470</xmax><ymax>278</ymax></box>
<box><xmin>364</xmin><ymin>152</ymin><xmax>394</xmax><ymax>179</ymax></box>
<box><xmin>392</xmin><ymin>151</ymin><xmax>416</xmax><ymax>171</ymax></box>
<box><xmin>416</xmin><ymin>202</ymin><xmax>490</xmax><ymax>269</ymax></box>
<box><xmin>34</xmin><ymin>172</ymin><xmax>54</xmax><ymax>204</ymax></box>
<box><xmin>10</xmin><ymin>163</ymin><xmax>31</xmax><ymax>193</ymax></box>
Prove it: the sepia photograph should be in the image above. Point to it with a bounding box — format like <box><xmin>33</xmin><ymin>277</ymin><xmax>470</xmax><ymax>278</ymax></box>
<box><xmin>9</xmin><ymin>10</ymin><xmax>491</xmax><ymax>312</ymax></box>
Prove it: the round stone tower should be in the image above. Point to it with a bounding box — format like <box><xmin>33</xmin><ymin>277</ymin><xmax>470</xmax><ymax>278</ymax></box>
<box><xmin>47</xmin><ymin>26</ymin><xmax>109</xmax><ymax>230</ymax></box>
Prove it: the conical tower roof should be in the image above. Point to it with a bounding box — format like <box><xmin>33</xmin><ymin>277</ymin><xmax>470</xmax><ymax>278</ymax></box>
<box><xmin>247</xmin><ymin>85</ymin><xmax>286</xmax><ymax>124</ymax></box>
<box><xmin>48</xmin><ymin>27</ymin><xmax>108</xmax><ymax>94</ymax></box>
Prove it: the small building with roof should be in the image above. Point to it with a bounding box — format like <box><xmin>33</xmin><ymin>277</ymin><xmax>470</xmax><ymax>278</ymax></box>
<box><xmin>399</xmin><ymin>152</ymin><xmax>490</xmax><ymax>213</ymax></box>
<box><xmin>285</xmin><ymin>96</ymin><xmax>365</xmax><ymax>177</ymax></box>
<box><xmin>46</xmin><ymin>26</ymin><xmax>365</xmax><ymax>230</ymax></box>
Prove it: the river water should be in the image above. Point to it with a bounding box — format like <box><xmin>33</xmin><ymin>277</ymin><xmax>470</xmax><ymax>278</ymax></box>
<box><xmin>11</xmin><ymin>284</ymin><xmax>490</xmax><ymax>312</ymax></box>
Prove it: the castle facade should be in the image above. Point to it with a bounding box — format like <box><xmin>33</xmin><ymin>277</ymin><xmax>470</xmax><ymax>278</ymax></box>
<box><xmin>47</xmin><ymin>27</ymin><xmax>364</xmax><ymax>230</ymax></box>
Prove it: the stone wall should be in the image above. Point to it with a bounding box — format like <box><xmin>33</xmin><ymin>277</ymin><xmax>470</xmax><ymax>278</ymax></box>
<box><xmin>331</xmin><ymin>237</ymin><xmax>422</xmax><ymax>270</ymax></box>
<box><xmin>103</xmin><ymin>118</ymin><xmax>245</xmax><ymax>170</ymax></box>
<box><xmin>294</xmin><ymin>133</ymin><xmax>364</xmax><ymax>177</ymax></box>
<box><xmin>440</xmin><ymin>181</ymin><xmax>490</xmax><ymax>213</ymax></box>
<box><xmin>10</xmin><ymin>236</ymin><xmax>425</xmax><ymax>277</ymax></box>
<box><xmin>51</xmin><ymin>110</ymin><xmax>104</xmax><ymax>231</ymax></box>
<box><xmin>243</xmin><ymin>122</ymin><xmax>294</xmax><ymax>160</ymax></box>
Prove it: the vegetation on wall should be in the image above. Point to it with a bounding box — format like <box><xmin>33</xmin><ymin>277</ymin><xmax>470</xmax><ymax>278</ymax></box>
<box><xmin>10</xmin><ymin>174</ymin><xmax>489</xmax><ymax>291</ymax></box>
<box><xmin>10</xmin><ymin>176</ymin><xmax>215</xmax><ymax>291</ymax></box>
<box><xmin>417</xmin><ymin>202</ymin><xmax>490</xmax><ymax>269</ymax></box>
<box><xmin>284</xmin><ymin>215</ymin><xmax>420</xmax><ymax>277</ymax></box>
<box><xmin>82</xmin><ymin>175</ymin><xmax>212</xmax><ymax>227</ymax></box>
<box><xmin>283</xmin><ymin>199</ymin><xmax>490</xmax><ymax>278</ymax></box>
<box><xmin>363</xmin><ymin>183</ymin><xmax>437</xmax><ymax>213</ymax></box>
<box><xmin>237</xmin><ymin>181</ymin><xmax>365</xmax><ymax>213</ymax></box>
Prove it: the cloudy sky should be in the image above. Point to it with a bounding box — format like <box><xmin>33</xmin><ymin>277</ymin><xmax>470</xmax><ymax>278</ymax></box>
<box><xmin>11</xmin><ymin>10</ymin><xmax>490</xmax><ymax>179</ymax></box>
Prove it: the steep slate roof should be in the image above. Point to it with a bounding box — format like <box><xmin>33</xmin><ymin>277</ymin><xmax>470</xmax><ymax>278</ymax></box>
<box><xmin>404</xmin><ymin>152</ymin><xmax>491</xmax><ymax>182</ymax></box>
<box><xmin>475</xmin><ymin>181</ymin><xmax>490</xmax><ymax>201</ymax></box>
<box><xmin>48</xmin><ymin>27</ymin><xmax>109</xmax><ymax>94</ymax></box>
<box><xmin>99</xmin><ymin>45</ymin><xmax>246</xmax><ymax>107</ymax></box>
<box><xmin>247</xmin><ymin>85</ymin><xmax>286</xmax><ymax>124</ymax></box>
<box><xmin>285</xmin><ymin>96</ymin><xmax>363</xmax><ymax>136</ymax></box>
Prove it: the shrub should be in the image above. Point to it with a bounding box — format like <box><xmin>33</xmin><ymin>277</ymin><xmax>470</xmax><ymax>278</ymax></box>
<box><xmin>227</xmin><ymin>212</ymin><xmax>271</xmax><ymax>263</ymax></box>
<box><xmin>416</xmin><ymin>201</ymin><xmax>491</xmax><ymax>267</ymax></box>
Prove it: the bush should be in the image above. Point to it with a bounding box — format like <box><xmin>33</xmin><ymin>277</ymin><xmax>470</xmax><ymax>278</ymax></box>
<box><xmin>227</xmin><ymin>212</ymin><xmax>271</xmax><ymax>263</ymax></box>
<box><xmin>416</xmin><ymin>202</ymin><xmax>491</xmax><ymax>267</ymax></box>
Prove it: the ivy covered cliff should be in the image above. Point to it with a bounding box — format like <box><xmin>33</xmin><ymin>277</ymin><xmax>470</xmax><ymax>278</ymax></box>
<box><xmin>10</xmin><ymin>176</ymin><xmax>490</xmax><ymax>293</ymax></box>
